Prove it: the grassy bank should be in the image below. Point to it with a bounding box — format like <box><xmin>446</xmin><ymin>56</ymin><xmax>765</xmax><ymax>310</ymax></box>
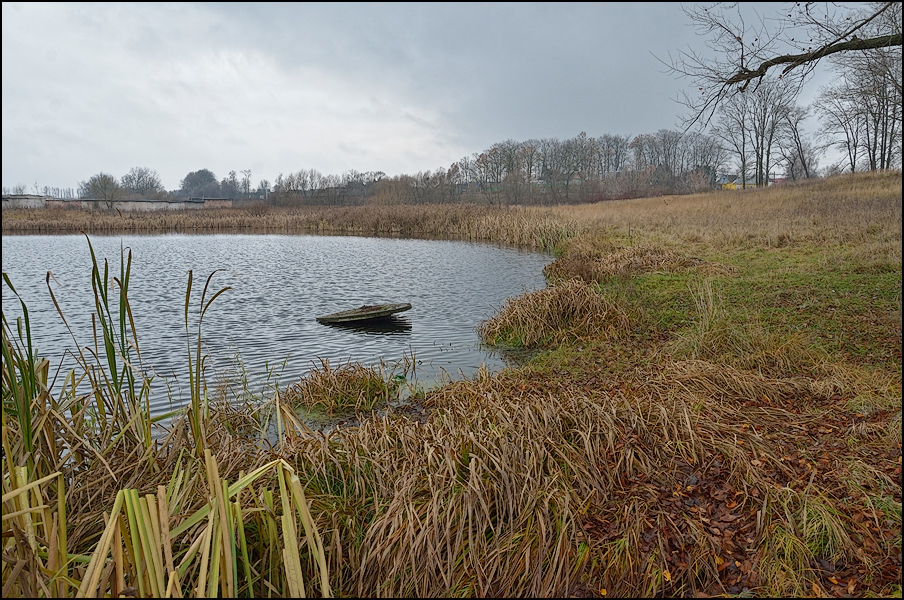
<box><xmin>2</xmin><ymin>171</ymin><xmax>901</xmax><ymax>597</ymax></box>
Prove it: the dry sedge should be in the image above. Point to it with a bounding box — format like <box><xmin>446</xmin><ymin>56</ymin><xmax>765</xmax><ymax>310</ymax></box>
<box><xmin>283</xmin><ymin>358</ymin><xmax>398</xmax><ymax>415</ymax></box>
<box><xmin>477</xmin><ymin>279</ymin><xmax>631</xmax><ymax>348</ymax></box>
<box><xmin>2</xmin><ymin>171</ymin><xmax>901</xmax><ymax>598</ymax></box>
<box><xmin>0</xmin><ymin>203</ymin><xmax>583</xmax><ymax>251</ymax></box>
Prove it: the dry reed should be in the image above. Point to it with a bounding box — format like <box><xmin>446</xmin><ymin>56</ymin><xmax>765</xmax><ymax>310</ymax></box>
<box><xmin>1</xmin><ymin>203</ymin><xmax>582</xmax><ymax>251</ymax></box>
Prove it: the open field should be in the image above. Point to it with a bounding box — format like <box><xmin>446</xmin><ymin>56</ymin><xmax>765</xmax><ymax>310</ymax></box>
<box><xmin>3</xmin><ymin>171</ymin><xmax>901</xmax><ymax>597</ymax></box>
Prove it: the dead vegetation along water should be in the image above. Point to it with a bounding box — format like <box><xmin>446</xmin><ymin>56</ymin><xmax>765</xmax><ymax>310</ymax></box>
<box><xmin>2</xmin><ymin>171</ymin><xmax>901</xmax><ymax>597</ymax></box>
<box><xmin>0</xmin><ymin>202</ymin><xmax>582</xmax><ymax>252</ymax></box>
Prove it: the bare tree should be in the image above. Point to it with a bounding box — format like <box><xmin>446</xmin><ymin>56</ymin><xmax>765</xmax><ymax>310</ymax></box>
<box><xmin>568</xmin><ymin>132</ymin><xmax>599</xmax><ymax>201</ymax></box>
<box><xmin>778</xmin><ymin>105</ymin><xmax>819</xmax><ymax>180</ymax></box>
<box><xmin>473</xmin><ymin>147</ymin><xmax>507</xmax><ymax>204</ymax></box>
<box><xmin>78</xmin><ymin>172</ymin><xmax>123</xmax><ymax>208</ymax></box>
<box><xmin>121</xmin><ymin>166</ymin><xmax>163</xmax><ymax>197</ymax></box>
<box><xmin>492</xmin><ymin>139</ymin><xmax>524</xmax><ymax>203</ymax></box>
<box><xmin>537</xmin><ymin>138</ymin><xmax>574</xmax><ymax>203</ymax></box>
<box><xmin>667</xmin><ymin>2</ymin><xmax>902</xmax><ymax>128</ymax></box>
<box><xmin>518</xmin><ymin>140</ymin><xmax>542</xmax><ymax>204</ymax></box>
<box><xmin>78</xmin><ymin>173</ymin><xmax>122</xmax><ymax>199</ymax></box>
<box><xmin>816</xmin><ymin>78</ymin><xmax>864</xmax><ymax>172</ymax></box>
<box><xmin>711</xmin><ymin>92</ymin><xmax>753</xmax><ymax>187</ymax></box>
<box><xmin>816</xmin><ymin>44</ymin><xmax>902</xmax><ymax>172</ymax></box>
<box><xmin>836</xmin><ymin>3</ymin><xmax>902</xmax><ymax>170</ymax></box>
<box><xmin>682</xmin><ymin>130</ymin><xmax>729</xmax><ymax>190</ymax></box>
<box><xmin>219</xmin><ymin>170</ymin><xmax>241</xmax><ymax>199</ymax></box>
<box><xmin>655</xmin><ymin>129</ymin><xmax>685</xmax><ymax>180</ymax></box>
<box><xmin>629</xmin><ymin>133</ymin><xmax>661</xmax><ymax>172</ymax></box>
<box><xmin>856</xmin><ymin>53</ymin><xmax>902</xmax><ymax>170</ymax></box>
<box><xmin>306</xmin><ymin>169</ymin><xmax>323</xmax><ymax>199</ymax></box>
<box><xmin>254</xmin><ymin>179</ymin><xmax>271</xmax><ymax>201</ymax></box>
<box><xmin>746</xmin><ymin>79</ymin><xmax>796</xmax><ymax>185</ymax></box>
<box><xmin>596</xmin><ymin>134</ymin><xmax>630</xmax><ymax>174</ymax></box>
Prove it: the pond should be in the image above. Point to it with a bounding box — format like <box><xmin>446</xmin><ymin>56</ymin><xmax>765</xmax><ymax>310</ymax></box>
<box><xmin>2</xmin><ymin>233</ymin><xmax>553</xmax><ymax>417</ymax></box>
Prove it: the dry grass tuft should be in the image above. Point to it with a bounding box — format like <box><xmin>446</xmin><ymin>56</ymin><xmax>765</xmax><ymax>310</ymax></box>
<box><xmin>283</xmin><ymin>358</ymin><xmax>398</xmax><ymax>416</ymax></box>
<box><xmin>477</xmin><ymin>279</ymin><xmax>631</xmax><ymax>348</ymax></box>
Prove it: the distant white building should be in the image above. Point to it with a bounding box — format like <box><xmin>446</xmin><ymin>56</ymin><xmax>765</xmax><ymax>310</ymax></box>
<box><xmin>1</xmin><ymin>194</ymin><xmax>51</xmax><ymax>210</ymax></box>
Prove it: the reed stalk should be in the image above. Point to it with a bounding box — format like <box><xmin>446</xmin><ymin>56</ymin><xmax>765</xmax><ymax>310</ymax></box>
<box><xmin>183</xmin><ymin>270</ymin><xmax>231</xmax><ymax>451</ymax></box>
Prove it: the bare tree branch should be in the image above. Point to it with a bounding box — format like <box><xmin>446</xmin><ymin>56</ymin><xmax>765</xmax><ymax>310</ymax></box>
<box><xmin>666</xmin><ymin>2</ymin><xmax>903</xmax><ymax>130</ymax></box>
<box><xmin>727</xmin><ymin>32</ymin><xmax>902</xmax><ymax>88</ymax></box>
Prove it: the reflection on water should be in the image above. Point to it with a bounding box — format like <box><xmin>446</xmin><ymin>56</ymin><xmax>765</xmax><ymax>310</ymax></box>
<box><xmin>320</xmin><ymin>316</ymin><xmax>413</xmax><ymax>334</ymax></box>
<box><xmin>2</xmin><ymin>233</ymin><xmax>553</xmax><ymax>417</ymax></box>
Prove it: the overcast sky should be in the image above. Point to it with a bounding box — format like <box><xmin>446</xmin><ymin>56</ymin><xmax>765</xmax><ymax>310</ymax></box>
<box><xmin>2</xmin><ymin>2</ymin><xmax>829</xmax><ymax>193</ymax></box>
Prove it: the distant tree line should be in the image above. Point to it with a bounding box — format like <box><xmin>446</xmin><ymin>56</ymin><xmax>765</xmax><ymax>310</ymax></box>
<box><xmin>8</xmin><ymin>106</ymin><xmax>899</xmax><ymax>205</ymax></box>
<box><xmin>261</xmin><ymin>130</ymin><xmax>729</xmax><ymax>207</ymax></box>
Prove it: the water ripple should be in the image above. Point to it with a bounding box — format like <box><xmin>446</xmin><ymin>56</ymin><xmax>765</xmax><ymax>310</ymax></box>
<box><xmin>2</xmin><ymin>233</ymin><xmax>552</xmax><ymax>416</ymax></box>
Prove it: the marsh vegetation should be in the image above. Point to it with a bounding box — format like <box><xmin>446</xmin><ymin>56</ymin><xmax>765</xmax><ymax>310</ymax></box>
<box><xmin>2</xmin><ymin>171</ymin><xmax>901</xmax><ymax>597</ymax></box>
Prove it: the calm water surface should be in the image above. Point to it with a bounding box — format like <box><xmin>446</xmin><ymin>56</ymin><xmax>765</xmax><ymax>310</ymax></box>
<box><xmin>2</xmin><ymin>233</ymin><xmax>552</xmax><ymax>416</ymax></box>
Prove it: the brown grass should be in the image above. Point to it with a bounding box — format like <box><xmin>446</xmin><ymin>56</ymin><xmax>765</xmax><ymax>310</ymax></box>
<box><xmin>282</xmin><ymin>358</ymin><xmax>400</xmax><ymax>416</ymax></box>
<box><xmin>476</xmin><ymin>279</ymin><xmax>632</xmax><ymax>348</ymax></box>
<box><xmin>0</xmin><ymin>203</ymin><xmax>582</xmax><ymax>251</ymax></box>
<box><xmin>257</xmin><ymin>342</ymin><xmax>899</xmax><ymax>597</ymax></box>
<box><xmin>530</xmin><ymin>170</ymin><xmax>902</xmax><ymax>252</ymax></box>
<box><xmin>544</xmin><ymin>241</ymin><xmax>736</xmax><ymax>284</ymax></box>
